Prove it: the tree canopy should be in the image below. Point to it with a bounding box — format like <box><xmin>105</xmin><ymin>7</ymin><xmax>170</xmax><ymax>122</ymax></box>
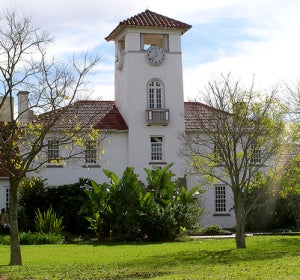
<box><xmin>0</xmin><ymin>9</ymin><xmax>100</xmax><ymax>265</ymax></box>
<box><xmin>182</xmin><ymin>73</ymin><xmax>286</xmax><ymax>248</ymax></box>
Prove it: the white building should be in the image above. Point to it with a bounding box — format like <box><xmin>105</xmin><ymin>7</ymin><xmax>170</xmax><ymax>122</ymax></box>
<box><xmin>1</xmin><ymin>10</ymin><xmax>236</xmax><ymax>228</ymax></box>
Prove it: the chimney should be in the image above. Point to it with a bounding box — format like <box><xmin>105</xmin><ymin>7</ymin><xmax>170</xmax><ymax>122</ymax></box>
<box><xmin>0</xmin><ymin>96</ymin><xmax>14</xmax><ymax>122</ymax></box>
<box><xmin>17</xmin><ymin>91</ymin><xmax>29</xmax><ymax>125</ymax></box>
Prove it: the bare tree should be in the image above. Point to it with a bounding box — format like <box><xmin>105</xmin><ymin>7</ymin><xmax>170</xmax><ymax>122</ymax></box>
<box><xmin>0</xmin><ymin>10</ymin><xmax>100</xmax><ymax>265</ymax></box>
<box><xmin>182</xmin><ymin>73</ymin><xmax>285</xmax><ymax>248</ymax></box>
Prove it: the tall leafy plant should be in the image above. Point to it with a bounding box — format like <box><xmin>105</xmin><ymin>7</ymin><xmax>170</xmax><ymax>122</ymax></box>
<box><xmin>84</xmin><ymin>180</ymin><xmax>111</xmax><ymax>239</ymax></box>
<box><xmin>34</xmin><ymin>207</ymin><xmax>64</xmax><ymax>234</ymax></box>
<box><xmin>84</xmin><ymin>164</ymin><xmax>204</xmax><ymax>241</ymax></box>
<box><xmin>142</xmin><ymin>163</ymin><xmax>203</xmax><ymax>240</ymax></box>
<box><xmin>104</xmin><ymin>167</ymin><xmax>144</xmax><ymax>240</ymax></box>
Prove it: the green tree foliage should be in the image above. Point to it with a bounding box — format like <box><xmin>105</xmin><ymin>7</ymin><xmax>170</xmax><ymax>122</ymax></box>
<box><xmin>18</xmin><ymin>178</ymin><xmax>89</xmax><ymax>233</ymax></box>
<box><xmin>83</xmin><ymin>180</ymin><xmax>111</xmax><ymax>239</ymax></box>
<box><xmin>18</xmin><ymin>178</ymin><xmax>48</xmax><ymax>231</ymax></box>
<box><xmin>182</xmin><ymin>73</ymin><xmax>286</xmax><ymax>248</ymax></box>
<box><xmin>279</xmin><ymin>154</ymin><xmax>300</xmax><ymax>229</ymax></box>
<box><xmin>104</xmin><ymin>168</ymin><xmax>144</xmax><ymax>240</ymax></box>
<box><xmin>84</xmin><ymin>164</ymin><xmax>204</xmax><ymax>241</ymax></box>
<box><xmin>142</xmin><ymin>163</ymin><xmax>204</xmax><ymax>240</ymax></box>
<box><xmin>245</xmin><ymin>181</ymin><xmax>279</xmax><ymax>231</ymax></box>
<box><xmin>46</xmin><ymin>182</ymin><xmax>89</xmax><ymax>233</ymax></box>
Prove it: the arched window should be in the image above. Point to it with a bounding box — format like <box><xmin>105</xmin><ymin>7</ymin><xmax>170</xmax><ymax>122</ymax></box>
<box><xmin>147</xmin><ymin>79</ymin><xmax>164</xmax><ymax>109</ymax></box>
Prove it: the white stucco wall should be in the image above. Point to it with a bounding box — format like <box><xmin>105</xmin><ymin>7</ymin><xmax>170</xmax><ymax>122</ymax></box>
<box><xmin>113</xmin><ymin>28</ymin><xmax>186</xmax><ymax>183</ymax></box>
<box><xmin>186</xmin><ymin>174</ymin><xmax>236</xmax><ymax>229</ymax></box>
<box><xmin>31</xmin><ymin>131</ymin><xmax>128</xmax><ymax>186</ymax></box>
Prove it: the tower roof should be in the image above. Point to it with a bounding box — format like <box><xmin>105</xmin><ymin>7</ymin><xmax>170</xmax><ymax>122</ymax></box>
<box><xmin>106</xmin><ymin>9</ymin><xmax>192</xmax><ymax>41</ymax></box>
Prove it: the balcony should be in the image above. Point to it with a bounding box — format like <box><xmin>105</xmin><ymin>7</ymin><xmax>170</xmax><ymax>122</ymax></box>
<box><xmin>146</xmin><ymin>109</ymin><xmax>169</xmax><ymax>125</ymax></box>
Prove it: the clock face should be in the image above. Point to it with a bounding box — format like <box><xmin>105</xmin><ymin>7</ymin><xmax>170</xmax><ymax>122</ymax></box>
<box><xmin>146</xmin><ymin>45</ymin><xmax>165</xmax><ymax>65</ymax></box>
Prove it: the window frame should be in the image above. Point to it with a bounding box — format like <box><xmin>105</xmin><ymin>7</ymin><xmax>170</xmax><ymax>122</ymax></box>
<box><xmin>85</xmin><ymin>140</ymin><xmax>97</xmax><ymax>164</ymax></box>
<box><xmin>5</xmin><ymin>187</ymin><xmax>9</xmax><ymax>210</ymax></box>
<box><xmin>150</xmin><ymin>136</ymin><xmax>164</xmax><ymax>162</ymax></box>
<box><xmin>250</xmin><ymin>140</ymin><xmax>261</xmax><ymax>164</ymax></box>
<box><xmin>214</xmin><ymin>141</ymin><xmax>224</xmax><ymax>162</ymax></box>
<box><xmin>215</xmin><ymin>185</ymin><xmax>226</xmax><ymax>213</ymax></box>
<box><xmin>147</xmin><ymin>79</ymin><xmax>165</xmax><ymax>109</ymax></box>
<box><xmin>47</xmin><ymin>139</ymin><xmax>60</xmax><ymax>163</ymax></box>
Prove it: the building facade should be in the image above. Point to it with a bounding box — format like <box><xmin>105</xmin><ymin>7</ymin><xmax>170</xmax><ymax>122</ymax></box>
<box><xmin>1</xmin><ymin>10</ymin><xmax>236</xmax><ymax>228</ymax></box>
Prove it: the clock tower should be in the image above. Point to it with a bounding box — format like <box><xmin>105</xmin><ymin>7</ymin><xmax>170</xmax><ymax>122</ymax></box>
<box><xmin>105</xmin><ymin>10</ymin><xmax>191</xmax><ymax>179</ymax></box>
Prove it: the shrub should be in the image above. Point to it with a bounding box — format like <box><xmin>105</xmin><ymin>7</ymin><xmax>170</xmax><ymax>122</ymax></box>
<box><xmin>46</xmin><ymin>181</ymin><xmax>90</xmax><ymax>233</ymax></box>
<box><xmin>34</xmin><ymin>207</ymin><xmax>64</xmax><ymax>234</ymax></box>
<box><xmin>200</xmin><ymin>225</ymin><xmax>222</xmax><ymax>235</ymax></box>
<box><xmin>0</xmin><ymin>234</ymin><xmax>10</xmax><ymax>245</ymax></box>
<box><xmin>19</xmin><ymin>232</ymin><xmax>64</xmax><ymax>244</ymax></box>
<box><xmin>18</xmin><ymin>178</ymin><xmax>90</xmax><ymax>234</ymax></box>
<box><xmin>18</xmin><ymin>177</ymin><xmax>48</xmax><ymax>232</ymax></box>
<box><xmin>0</xmin><ymin>232</ymin><xmax>63</xmax><ymax>245</ymax></box>
<box><xmin>83</xmin><ymin>164</ymin><xmax>205</xmax><ymax>241</ymax></box>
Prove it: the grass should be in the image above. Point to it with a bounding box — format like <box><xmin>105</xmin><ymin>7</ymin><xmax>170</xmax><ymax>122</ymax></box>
<box><xmin>0</xmin><ymin>235</ymin><xmax>299</xmax><ymax>279</ymax></box>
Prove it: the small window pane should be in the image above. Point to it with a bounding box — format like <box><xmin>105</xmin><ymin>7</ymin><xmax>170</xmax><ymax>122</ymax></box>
<box><xmin>5</xmin><ymin>188</ymin><xmax>9</xmax><ymax>209</ymax></box>
<box><xmin>85</xmin><ymin>141</ymin><xmax>97</xmax><ymax>164</ymax></box>
<box><xmin>147</xmin><ymin>80</ymin><xmax>164</xmax><ymax>109</ymax></box>
<box><xmin>215</xmin><ymin>185</ymin><xmax>226</xmax><ymax>212</ymax></box>
<box><xmin>250</xmin><ymin>141</ymin><xmax>261</xmax><ymax>163</ymax></box>
<box><xmin>48</xmin><ymin>140</ymin><xmax>59</xmax><ymax>163</ymax></box>
<box><xmin>151</xmin><ymin>137</ymin><xmax>163</xmax><ymax>161</ymax></box>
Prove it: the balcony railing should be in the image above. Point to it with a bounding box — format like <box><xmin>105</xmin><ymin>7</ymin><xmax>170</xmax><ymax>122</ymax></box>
<box><xmin>146</xmin><ymin>109</ymin><xmax>169</xmax><ymax>125</ymax></box>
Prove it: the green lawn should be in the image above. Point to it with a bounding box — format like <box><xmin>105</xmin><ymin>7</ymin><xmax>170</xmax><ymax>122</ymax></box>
<box><xmin>0</xmin><ymin>235</ymin><xmax>299</xmax><ymax>279</ymax></box>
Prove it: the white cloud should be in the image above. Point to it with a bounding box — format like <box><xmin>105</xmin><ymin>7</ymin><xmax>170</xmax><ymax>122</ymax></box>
<box><xmin>1</xmin><ymin>0</ymin><xmax>300</xmax><ymax>101</ymax></box>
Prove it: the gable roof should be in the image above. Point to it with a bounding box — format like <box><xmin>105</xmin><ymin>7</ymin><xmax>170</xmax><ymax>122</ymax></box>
<box><xmin>39</xmin><ymin>101</ymin><xmax>128</xmax><ymax>131</ymax></box>
<box><xmin>106</xmin><ymin>9</ymin><xmax>192</xmax><ymax>41</ymax></box>
<box><xmin>37</xmin><ymin>100</ymin><xmax>222</xmax><ymax>132</ymax></box>
<box><xmin>184</xmin><ymin>102</ymin><xmax>228</xmax><ymax>131</ymax></box>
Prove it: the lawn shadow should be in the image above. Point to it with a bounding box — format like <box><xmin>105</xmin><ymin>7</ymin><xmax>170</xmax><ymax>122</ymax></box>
<box><xmin>121</xmin><ymin>236</ymin><xmax>300</xmax><ymax>269</ymax></box>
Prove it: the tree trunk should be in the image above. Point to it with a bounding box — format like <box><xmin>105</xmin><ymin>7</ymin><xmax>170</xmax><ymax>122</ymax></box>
<box><xmin>234</xmin><ymin>193</ymin><xmax>246</xmax><ymax>249</ymax></box>
<box><xmin>9</xmin><ymin>179</ymin><xmax>22</xmax><ymax>265</ymax></box>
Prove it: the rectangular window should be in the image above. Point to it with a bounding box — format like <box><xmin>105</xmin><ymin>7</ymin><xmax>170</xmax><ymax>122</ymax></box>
<box><xmin>149</xmin><ymin>88</ymin><xmax>154</xmax><ymax>109</ymax></box>
<box><xmin>215</xmin><ymin>185</ymin><xmax>226</xmax><ymax>213</ymax></box>
<box><xmin>151</xmin><ymin>136</ymin><xmax>163</xmax><ymax>161</ymax></box>
<box><xmin>214</xmin><ymin>142</ymin><xmax>224</xmax><ymax>161</ymax></box>
<box><xmin>5</xmin><ymin>187</ymin><xmax>9</xmax><ymax>209</ymax></box>
<box><xmin>47</xmin><ymin>139</ymin><xmax>59</xmax><ymax>163</ymax></box>
<box><xmin>156</xmin><ymin>88</ymin><xmax>162</xmax><ymax>109</ymax></box>
<box><xmin>85</xmin><ymin>140</ymin><xmax>97</xmax><ymax>164</ymax></box>
<box><xmin>250</xmin><ymin>141</ymin><xmax>261</xmax><ymax>163</ymax></box>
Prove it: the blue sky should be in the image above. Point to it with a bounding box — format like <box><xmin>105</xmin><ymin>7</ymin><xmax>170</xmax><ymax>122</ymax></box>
<box><xmin>1</xmin><ymin>0</ymin><xmax>300</xmax><ymax>101</ymax></box>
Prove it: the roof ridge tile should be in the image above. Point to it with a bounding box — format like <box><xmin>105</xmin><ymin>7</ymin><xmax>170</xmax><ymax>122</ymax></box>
<box><xmin>106</xmin><ymin>9</ymin><xmax>191</xmax><ymax>41</ymax></box>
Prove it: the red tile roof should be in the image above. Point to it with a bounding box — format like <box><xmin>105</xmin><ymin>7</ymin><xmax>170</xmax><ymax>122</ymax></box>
<box><xmin>106</xmin><ymin>9</ymin><xmax>192</xmax><ymax>41</ymax></box>
<box><xmin>184</xmin><ymin>102</ymin><xmax>229</xmax><ymax>131</ymax></box>
<box><xmin>37</xmin><ymin>100</ymin><xmax>222</xmax><ymax>132</ymax></box>
<box><xmin>40</xmin><ymin>101</ymin><xmax>128</xmax><ymax>131</ymax></box>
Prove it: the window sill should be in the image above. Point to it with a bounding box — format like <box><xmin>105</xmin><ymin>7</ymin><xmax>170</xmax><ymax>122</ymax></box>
<box><xmin>82</xmin><ymin>164</ymin><xmax>101</xmax><ymax>168</ymax></box>
<box><xmin>213</xmin><ymin>213</ymin><xmax>231</xmax><ymax>217</ymax></box>
<box><xmin>46</xmin><ymin>164</ymin><xmax>64</xmax><ymax>168</ymax></box>
<box><xmin>149</xmin><ymin>162</ymin><xmax>167</xmax><ymax>165</ymax></box>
